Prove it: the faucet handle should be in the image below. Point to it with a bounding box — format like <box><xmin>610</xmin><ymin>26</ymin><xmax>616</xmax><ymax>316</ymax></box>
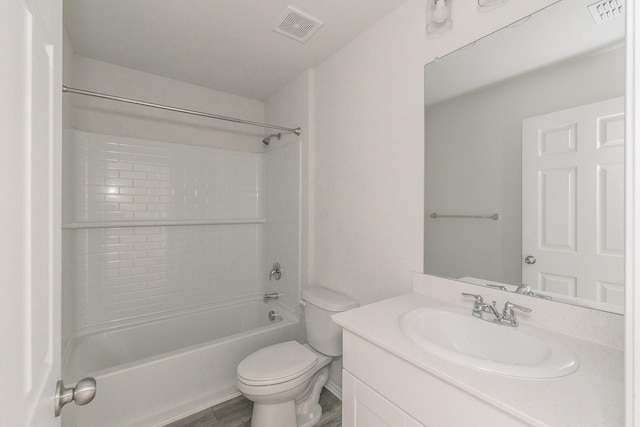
<box><xmin>269</xmin><ymin>262</ymin><xmax>282</xmax><ymax>281</ymax></box>
<box><xmin>461</xmin><ymin>293</ymin><xmax>484</xmax><ymax>303</ymax></box>
<box><xmin>513</xmin><ymin>284</ymin><xmax>531</xmax><ymax>294</ymax></box>
<box><xmin>503</xmin><ymin>301</ymin><xmax>532</xmax><ymax>313</ymax></box>
<box><xmin>500</xmin><ymin>301</ymin><xmax>532</xmax><ymax>327</ymax></box>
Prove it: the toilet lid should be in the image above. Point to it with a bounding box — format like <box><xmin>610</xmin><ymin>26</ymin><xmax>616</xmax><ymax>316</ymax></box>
<box><xmin>237</xmin><ymin>341</ymin><xmax>317</xmax><ymax>385</ymax></box>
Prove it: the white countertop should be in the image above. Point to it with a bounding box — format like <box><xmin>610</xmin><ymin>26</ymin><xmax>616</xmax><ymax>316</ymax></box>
<box><xmin>333</xmin><ymin>292</ymin><xmax>624</xmax><ymax>427</ymax></box>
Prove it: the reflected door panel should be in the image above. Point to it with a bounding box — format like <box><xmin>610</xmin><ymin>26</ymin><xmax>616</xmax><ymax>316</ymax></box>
<box><xmin>522</xmin><ymin>97</ymin><xmax>624</xmax><ymax>305</ymax></box>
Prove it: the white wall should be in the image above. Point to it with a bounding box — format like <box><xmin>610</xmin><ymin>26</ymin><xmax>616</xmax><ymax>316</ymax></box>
<box><xmin>264</xmin><ymin>70</ymin><xmax>314</xmax><ymax>317</ymax></box>
<box><xmin>312</xmin><ymin>2</ymin><xmax>425</xmax><ymax>307</ymax></box>
<box><xmin>310</xmin><ymin>0</ymin><xmax>558</xmax><ymax>308</ymax></box>
<box><xmin>424</xmin><ymin>46</ymin><xmax>625</xmax><ymax>284</ymax></box>
<box><xmin>264</xmin><ymin>142</ymin><xmax>302</xmax><ymax>314</ymax></box>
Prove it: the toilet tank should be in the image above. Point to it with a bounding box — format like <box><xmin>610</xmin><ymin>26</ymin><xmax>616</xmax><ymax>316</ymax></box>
<box><xmin>302</xmin><ymin>287</ymin><xmax>358</xmax><ymax>356</ymax></box>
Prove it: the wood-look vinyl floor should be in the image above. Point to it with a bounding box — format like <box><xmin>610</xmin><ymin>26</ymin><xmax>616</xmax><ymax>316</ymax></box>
<box><xmin>164</xmin><ymin>388</ymin><xmax>342</xmax><ymax>427</ymax></box>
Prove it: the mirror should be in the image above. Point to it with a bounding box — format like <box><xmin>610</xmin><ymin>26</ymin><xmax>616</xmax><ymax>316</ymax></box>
<box><xmin>424</xmin><ymin>0</ymin><xmax>625</xmax><ymax>313</ymax></box>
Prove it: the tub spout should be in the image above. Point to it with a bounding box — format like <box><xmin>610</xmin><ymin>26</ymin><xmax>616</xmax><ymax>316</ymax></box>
<box><xmin>264</xmin><ymin>292</ymin><xmax>279</xmax><ymax>302</ymax></box>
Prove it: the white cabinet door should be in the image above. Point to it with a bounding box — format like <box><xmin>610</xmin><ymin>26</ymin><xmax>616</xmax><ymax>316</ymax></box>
<box><xmin>522</xmin><ymin>97</ymin><xmax>624</xmax><ymax>306</ymax></box>
<box><xmin>0</xmin><ymin>0</ymin><xmax>62</xmax><ymax>426</ymax></box>
<box><xmin>343</xmin><ymin>370</ymin><xmax>426</xmax><ymax>427</ymax></box>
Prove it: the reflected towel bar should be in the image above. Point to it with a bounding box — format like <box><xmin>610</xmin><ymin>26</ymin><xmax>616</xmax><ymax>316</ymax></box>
<box><xmin>430</xmin><ymin>213</ymin><xmax>500</xmax><ymax>220</ymax></box>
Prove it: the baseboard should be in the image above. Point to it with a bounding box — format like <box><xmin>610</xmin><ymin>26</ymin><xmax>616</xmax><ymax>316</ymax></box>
<box><xmin>324</xmin><ymin>380</ymin><xmax>342</xmax><ymax>400</ymax></box>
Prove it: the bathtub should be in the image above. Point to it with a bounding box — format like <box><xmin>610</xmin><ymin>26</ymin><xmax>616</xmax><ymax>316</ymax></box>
<box><xmin>62</xmin><ymin>296</ymin><xmax>299</xmax><ymax>427</ymax></box>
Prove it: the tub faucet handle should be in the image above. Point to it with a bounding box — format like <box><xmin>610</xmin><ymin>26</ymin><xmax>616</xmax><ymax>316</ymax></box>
<box><xmin>269</xmin><ymin>262</ymin><xmax>281</xmax><ymax>281</ymax></box>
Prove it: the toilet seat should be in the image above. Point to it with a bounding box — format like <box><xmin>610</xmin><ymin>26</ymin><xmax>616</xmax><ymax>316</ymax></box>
<box><xmin>237</xmin><ymin>341</ymin><xmax>318</xmax><ymax>386</ymax></box>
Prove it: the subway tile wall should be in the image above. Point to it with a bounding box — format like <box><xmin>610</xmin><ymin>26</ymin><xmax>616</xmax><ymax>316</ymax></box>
<box><xmin>72</xmin><ymin>131</ymin><xmax>263</xmax><ymax>221</ymax></box>
<box><xmin>74</xmin><ymin>224</ymin><xmax>264</xmax><ymax>328</ymax></box>
<box><xmin>65</xmin><ymin>130</ymin><xmax>267</xmax><ymax>331</ymax></box>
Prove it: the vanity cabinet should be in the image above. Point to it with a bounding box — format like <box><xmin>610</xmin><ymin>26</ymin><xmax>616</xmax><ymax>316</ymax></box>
<box><xmin>343</xmin><ymin>370</ymin><xmax>424</xmax><ymax>427</ymax></box>
<box><xmin>341</xmin><ymin>330</ymin><xmax>530</xmax><ymax>427</ymax></box>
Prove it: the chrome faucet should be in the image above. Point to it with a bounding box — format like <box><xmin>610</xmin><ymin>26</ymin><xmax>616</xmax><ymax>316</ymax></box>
<box><xmin>264</xmin><ymin>292</ymin><xmax>279</xmax><ymax>302</ymax></box>
<box><xmin>485</xmin><ymin>283</ymin><xmax>508</xmax><ymax>291</ymax></box>
<box><xmin>462</xmin><ymin>293</ymin><xmax>501</xmax><ymax>321</ymax></box>
<box><xmin>481</xmin><ymin>300</ymin><xmax>502</xmax><ymax>321</ymax></box>
<box><xmin>513</xmin><ymin>284</ymin><xmax>532</xmax><ymax>294</ymax></box>
<box><xmin>513</xmin><ymin>284</ymin><xmax>552</xmax><ymax>300</ymax></box>
<box><xmin>500</xmin><ymin>301</ymin><xmax>532</xmax><ymax>327</ymax></box>
<box><xmin>462</xmin><ymin>293</ymin><xmax>531</xmax><ymax>327</ymax></box>
<box><xmin>269</xmin><ymin>262</ymin><xmax>282</xmax><ymax>281</ymax></box>
<box><xmin>461</xmin><ymin>292</ymin><xmax>484</xmax><ymax>316</ymax></box>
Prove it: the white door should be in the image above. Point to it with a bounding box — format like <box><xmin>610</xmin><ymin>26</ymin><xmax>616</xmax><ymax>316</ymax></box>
<box><xmin>522</xmin><ymin>97</ymin><xmax>624</xmax><ymax>306</ymax></box>
<box><xmin>0</xmin><ymin>0</ymin><xmax>62</xmax><ymax>426</ymax></box>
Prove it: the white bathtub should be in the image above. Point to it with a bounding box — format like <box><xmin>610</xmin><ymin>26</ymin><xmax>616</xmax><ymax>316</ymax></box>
<box><xmin>62</xmin><ymin>297</ymin><xmax>299</xmax><ymax>427</ymax></box>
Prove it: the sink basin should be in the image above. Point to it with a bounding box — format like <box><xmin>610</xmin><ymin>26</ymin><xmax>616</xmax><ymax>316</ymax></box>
<box><xmin>398</xmin><ymin>306</ymin><xmax>579</xmax><ymax>378</ymax></box>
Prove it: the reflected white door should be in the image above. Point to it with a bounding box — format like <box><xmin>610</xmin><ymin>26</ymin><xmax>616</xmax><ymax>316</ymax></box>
<box><xmin>522</xmin><ymin>97</ymin><xmax>624</xmax><ymax>306</ymax></box>
<box><xmin>0</xmin><ymin>0</ymin><xmax>61</xmax><ymax>426</ymax></box>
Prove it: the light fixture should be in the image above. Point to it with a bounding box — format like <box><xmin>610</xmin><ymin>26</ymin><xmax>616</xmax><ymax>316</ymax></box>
<box><xmin>427</xmin><ymin>0</ymin><xmax>453</xmax><ymax>35</ymax></box>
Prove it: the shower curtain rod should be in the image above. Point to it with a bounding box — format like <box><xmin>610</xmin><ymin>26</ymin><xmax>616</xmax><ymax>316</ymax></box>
<box><xmin>62</xmin><ymin>86</ymin><xmax>302</xmax><ymax>136</ymax></box>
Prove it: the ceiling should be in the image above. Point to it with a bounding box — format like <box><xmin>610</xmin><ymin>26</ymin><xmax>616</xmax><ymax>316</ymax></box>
<box><xmin>63</xmin><ymin>0</ymin><xmax>409</xmax><ymax>101</ymax></box>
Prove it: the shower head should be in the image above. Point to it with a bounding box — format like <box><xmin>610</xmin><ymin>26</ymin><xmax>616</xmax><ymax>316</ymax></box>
<box><xmin>262</xmin><ymin>133</ymin><xmax>281</xmax><ymax>146</ymax></box>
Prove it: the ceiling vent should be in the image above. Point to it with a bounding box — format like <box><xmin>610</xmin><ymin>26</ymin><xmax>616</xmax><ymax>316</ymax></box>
<box><xmin>273</xmin><ymin>6</ymin><xmax>323</xmax><ymax>43</ymax></box>
<box><xmin>588</xmin><ymin>0</ymin><xmax>624</xmax><ymax>24</ymax></box>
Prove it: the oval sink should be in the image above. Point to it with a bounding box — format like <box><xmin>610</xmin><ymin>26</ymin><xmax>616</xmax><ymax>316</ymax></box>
<box><xmin>398</xmin><ymin>306</ymin><xmax>579</xmax><ymax>378</ymax></box>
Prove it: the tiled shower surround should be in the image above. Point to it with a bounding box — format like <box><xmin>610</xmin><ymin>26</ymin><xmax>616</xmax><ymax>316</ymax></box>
<box><xmin>63</xmin><ymin>130</ymin><xmax>298</xmax><ymax>333</ymax></box>
<box><xmin>70</xmin><ymin>131</ymin><xmax>263</xmax><ymax>222</ymax></box>
<box><xmin>72</xmin><ymin>224</ymin><xmax>263</xmax><ymax>328</ymax></box>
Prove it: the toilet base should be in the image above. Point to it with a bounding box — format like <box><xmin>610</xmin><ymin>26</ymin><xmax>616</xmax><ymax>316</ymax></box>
<box><xmin>296</xmin><ymin>403</ymin><xmax>322</xmax><ymax>427</ymax></box>
<box><xmin>239</xmin><ymin>344</ymin><xmax>333</xmax><ymax>427</ymax></box>
<box><xmin>246</xmin><ymin>366</ymin><xmax>330</xmax><ymax>427</ymax></box>
<box><xmin>251</xmin><ymin>400</ymin><xmax>296</xmax><ymax>427</ymax></box>
<box><xmin>295</xmin><ymin>366</ymin><xmax>329</xmax><ymax>427</ymax></box>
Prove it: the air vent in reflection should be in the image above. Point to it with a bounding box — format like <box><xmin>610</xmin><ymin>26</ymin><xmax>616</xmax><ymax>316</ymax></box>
<box><xmin>588</xmin><ymin>0</ymin><xmax>624</xmax><ymax>24</ymax></box>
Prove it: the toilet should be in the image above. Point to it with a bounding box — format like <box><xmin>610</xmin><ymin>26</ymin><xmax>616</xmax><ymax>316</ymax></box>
<box><xmin>236</xmin><ymin>287</ymin><xmax>358</xmax><ymax>427</ymax></box>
